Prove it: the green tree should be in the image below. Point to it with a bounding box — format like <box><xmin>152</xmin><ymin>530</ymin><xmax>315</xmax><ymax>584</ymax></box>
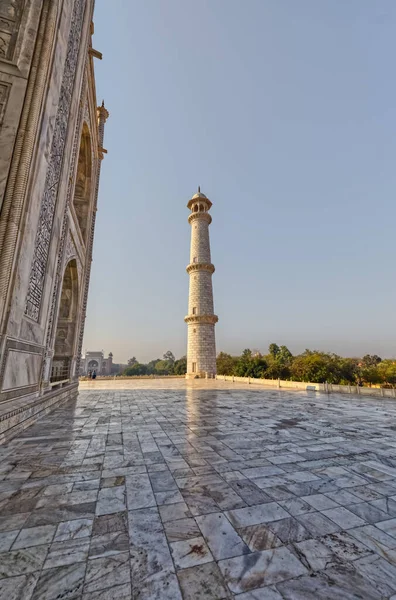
<box><xmin>269</xmin><ymin>343</ymin><xmax>280</xmax><ymax>358</ymax></box>
<box><xmin>235</xmin><ymin>349</ymin><xmax>267</xmax><ymax>378</ymax></box>
<box><xmin>163</xmin><ymin>350</ymin><xmax>175</xmax><ymax>363</ymax></box>
<box><xmin>360</xmin><ymin>366</ymin><xmax>383</xmax><ymax>386</ymax></box>
<box><xmin>216</xmin><ymin>352</ymin><xmax>238</xmax><ymax>375</ymax></box>
<box><xmin>174</xmin><ymin>356</ymin><xmax>187</xmax><ymax>375</ymax></box>
<box><xmin>154</xmin><ymin>360</ymin><xmax>174</xmax><ymax>375</ymax></box>
<box><xmin>378</xmin><ymin>360</ymin><xmax>396</xmax><ymax>386</ymax></box>
<box><xmin>361</xmin><ymin>354</ymin><xmax>382</xmax><ymax>367</ymax></box>
<box><xmin>124</xmin><ymin>363</ymin><xmax>147</xmax><ymax>376</ymax></box>
<box><xmin>127</xmin><ymin>357</ymin><xmax>138</xmax><ymax>366</ymax></box>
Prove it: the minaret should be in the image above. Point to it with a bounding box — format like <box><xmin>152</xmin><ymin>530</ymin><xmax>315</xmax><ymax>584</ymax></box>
<box><xmin>185</xmin><ymin>187</ymin><xmax>218</xmax><ymax>378</ymax></box>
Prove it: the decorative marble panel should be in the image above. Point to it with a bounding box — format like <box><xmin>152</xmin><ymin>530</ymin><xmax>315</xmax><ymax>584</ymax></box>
<box><xmin>0</xmin><ymin>82</ymin><xmax>11</xmax><ymax>128</ymax></box>
<box><xmin>2</xmin><ymin>350</ymin><xmax>42</xmax><ymax>390</ymax></box>
<box><xmin>0</xmin><ymin>0</ymin><xmax>24</xmax><ymax>61</ymax></box>
<box><xmin>25</xmin><ymin>0</ymin><xmax>86</xmax><ymax>321</ymax></box>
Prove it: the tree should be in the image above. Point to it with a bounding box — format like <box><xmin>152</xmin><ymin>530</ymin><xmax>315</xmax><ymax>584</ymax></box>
<box><xmin>146</xmin><ymin>359</ymin><xmax>160</xmax><ymax>374</ymax></box>
<box><xmin>127</xmin><ymin>357</ymin><xmax>138</xmax><ymax>367</ymax></box>
<box><xmin>235</xmin><ymin>349</ymin><xmax>267</xmax><ymax>378</ymax></box>
<box><xmin>216</xmin><ymin>352</ymin><xmax>238</xmax><ymax>375</ymax></box>
<box><xmin>174</xmin><ymin>356</ymin><xmax>187</xmax><ymax>375</ymax></box>
<box><xmin>163</xmin><ymin>351</ymin><xmax>175</xmax><ymax>363</ymax></box>
<box><xmin>155</xmin><ymin>360</ymin><xmax>174</xmax><ymax>375</ymax></box>
<box><xmin>361</xmin><ymin>355</ymin><xmax>382</xmax><ymax>367</ymax></box>
<box><xmin>269</xmin><ymin>343</ymin><xmax>280</xmax><ymax>358</ymax></box>
<box><xmin>378</xmin><ymin>360</ymin><xmax>396</xmax><ymax>386</ymax></box>
<box><xmin>124</xmin><ymin>363</ymin><xmax>147</xmax><ymax>376</ymax></box>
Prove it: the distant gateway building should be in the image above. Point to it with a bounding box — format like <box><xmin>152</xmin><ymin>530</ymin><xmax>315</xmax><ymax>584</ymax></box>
<box><xmin>82</xmin><ymin>351</ymin><xmax>113</xmax><ymax>376</ymax></box>
<box><xmin>185</xmin><ymin>188</ymin><xmax>218</xmax><ymax>378</ymax></box>
<box><xmin>0</xmin><ymin>1</ymin><xmax>107</xmax><ymax>441</ymax></box>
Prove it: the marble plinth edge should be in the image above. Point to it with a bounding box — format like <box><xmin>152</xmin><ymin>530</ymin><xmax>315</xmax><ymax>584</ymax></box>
<box><xmin>0</xmin><ymin>383</ymin><xmax>78</xmax><ymax>444</ymax></box>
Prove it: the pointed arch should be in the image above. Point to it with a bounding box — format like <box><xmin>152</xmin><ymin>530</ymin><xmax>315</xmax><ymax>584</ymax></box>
<box><xmin>73</xmin><ymin>123</ymin><xmax>92</xmax><ymax>242</ymax></box>
<box><xmin>50</xmin><ymin>259</ymin><xmax>79</xmax><ymax>384</ymax></box>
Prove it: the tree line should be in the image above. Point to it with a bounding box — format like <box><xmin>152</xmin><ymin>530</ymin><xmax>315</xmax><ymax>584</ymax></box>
<box><xmin>122</xmin><ymin>351</ymin><xmax>187</xmax><ymax>376</ymax></box>
<box><xmin>217</xmin><ymin>344</ymin><xmax>396</xmax><ymax>387</ymax></box>
<box><xmin>122</xmin><ymin>344</ymin><xmax>396</xmax><ymax>387</ymax></box>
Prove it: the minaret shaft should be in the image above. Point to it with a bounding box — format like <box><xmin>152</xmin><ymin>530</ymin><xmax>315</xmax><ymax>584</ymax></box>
<box><xmin>185</xmin><ymin>190</ymin><xmax>218</xmax><ymax>378</ymax></box>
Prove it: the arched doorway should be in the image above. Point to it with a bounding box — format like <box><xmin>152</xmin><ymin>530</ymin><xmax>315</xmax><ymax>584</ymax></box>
<box><xmin>50</xmin><ymin>259</ymin><xmax>79</xmax><ymax>385</ymax></box>
<box><xmin>73</xmin><ymin>123</ymin><xmax>92</xmax><ymax>243</ymax></box>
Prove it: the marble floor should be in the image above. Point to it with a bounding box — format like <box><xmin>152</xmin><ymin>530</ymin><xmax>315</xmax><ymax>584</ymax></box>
<box><xmin>1</xmin><ymin>379</ymin><xmax>396</xmax><ymax>599</ymax></box>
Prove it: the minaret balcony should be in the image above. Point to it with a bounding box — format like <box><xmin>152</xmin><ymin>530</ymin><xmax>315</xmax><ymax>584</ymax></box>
<box><xmin>188</xmin><ymin>212</ymin><xmax>212</xmax><ymax>225</ymax></box>
<box><xmin>184</xmin><ymin>314</ymin><xmax>218</xmax><ymax>324</ymax></box>
<box><xmin>186</xmin><ymin>262</ymin><xmax>215</xmax><ymax>274</ymax></box>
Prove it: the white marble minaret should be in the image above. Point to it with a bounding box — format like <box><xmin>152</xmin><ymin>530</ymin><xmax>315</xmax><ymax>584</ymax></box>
<box><xmin>185</xmin><ymin>188</ymin><xmax>218</xmax><ymax>378</ymax></box>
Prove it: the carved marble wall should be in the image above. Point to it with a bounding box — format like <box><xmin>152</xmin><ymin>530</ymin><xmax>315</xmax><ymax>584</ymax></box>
<box><xmin>0</xmin><ymin>0</ymin><xmax>108</xmax><ymax>440</ymax></box>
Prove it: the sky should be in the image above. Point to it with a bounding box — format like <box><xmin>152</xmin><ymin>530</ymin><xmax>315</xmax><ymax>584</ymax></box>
<box><xmin>84</xmin><ymin>0</ymin><xmax>396</xmax><ymax>364</ymax></box>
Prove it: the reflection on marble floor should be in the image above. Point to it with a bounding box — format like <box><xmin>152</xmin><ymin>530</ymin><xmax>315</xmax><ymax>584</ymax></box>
<box><xmin>1</xmin><ymin>379</ymin><xmax>396</xmax><ymax>598</ymax></box>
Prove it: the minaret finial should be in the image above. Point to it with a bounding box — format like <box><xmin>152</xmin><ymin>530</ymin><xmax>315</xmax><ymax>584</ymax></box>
<box><xmin>198</xmin><ymin>185</ymin><xmax>200</xmax><ymax>193</ymax></box>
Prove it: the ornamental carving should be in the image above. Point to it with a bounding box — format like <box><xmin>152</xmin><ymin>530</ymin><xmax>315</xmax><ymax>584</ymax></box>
<box><xmin>0</xmin><ymin>0</ymin><xmax>24</xmax><ymax>61</ymax></box>
<box><xmin>44</xmin><ymin>70</ymin><xmax>88</xmax><ymax>355</ymax></box>
<box><xmin>188</xmin><ymin>212</ymin><xmax>212</xmax><ymax>225</ymax></box>
<box><xmin>64</xmin><ymin>231</ymin><xmax>77</xmax><ymax>266</ymax></box>
<box><xmin>25</xmin><ymin>0</ymin><xmax>86</xmax><ymax>321</ymax></box>
<box><xmin>184</xmin><ymin>314</ymin><xmax>218</xmax><ymax>325</ymax></box>
<box><xmin>0</xmin><ymin>82</ymin><xmax>11</xmax><ymax>130</ymax></box>
<box><xmin>186</xmin><ymin>262</ymin><xmax>215</xmax><ymax>275</ymax></box>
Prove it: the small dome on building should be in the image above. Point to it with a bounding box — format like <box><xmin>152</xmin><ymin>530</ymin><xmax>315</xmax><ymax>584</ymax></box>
<box><xmin>187</xmin><ymin>186</ymin><xmax>212</xmax><ymax>210</ymax></box>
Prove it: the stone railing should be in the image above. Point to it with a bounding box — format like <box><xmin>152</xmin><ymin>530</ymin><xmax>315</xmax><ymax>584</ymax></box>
<box><xmin>215</xmin><ymin>375</ymin><xmax>396</xmax><ymax>399</ymax></box>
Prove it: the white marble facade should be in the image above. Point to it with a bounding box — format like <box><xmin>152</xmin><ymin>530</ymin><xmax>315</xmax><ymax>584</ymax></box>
<box><xmin>0</xmin><ymin>0</ymin><xmax>108</xmax><ymax>440</ymax></box>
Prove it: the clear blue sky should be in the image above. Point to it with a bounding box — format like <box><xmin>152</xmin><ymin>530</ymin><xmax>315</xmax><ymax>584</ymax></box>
<box><xmin>84</xmin><ymin>0</ymin><xmax>396</xmax><ymax>363</ymax></box>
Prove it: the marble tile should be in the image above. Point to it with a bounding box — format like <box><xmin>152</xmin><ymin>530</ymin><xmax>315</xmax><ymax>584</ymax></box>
<box><xmin>128</xmin><ymin>506</ymin><xmax>175</xmax><ymax>587</ymax></box>
<box><xmin>125</xmin><ymin>474</ymin><xmax>155</xmax><ymax>510</ymax></box>
<box><xmin>292</xmin><ymin>538</ymin><xmax>338</xmax><ymax>571</ymax></box>
<box><xmin>12</xmin><ymin>524</ymin><xmax>56</xmax><ymax>550</ymax></box>
<box><xmin>218</xmin><ymin>546</ymin><xmax>307</xmax><ymax>593</ymax></box>
<box><xmin>322</xmin><ymin>507</ymin><xmax>366</xmax><ymax>529</ymax></box>
<box><xmin>159</xmin><ymin>501</ymin><xmax>191</xmax><ymax>522</ymax></box>
<box><xmin>225</xmin><ymin>502</ymin><xmax>289</xmax><ymax>528</ymax></box>
<box><xmin>267</xmin><ymin>517</ymin><xmax>310</xmax><ymax>543</ymax></box>
<box><xmin>296</xmin><ymin>512</ymin><xmax>341</xmax><ymax>537</ymax></box>
<box><xmin>347</xmin><ymin>501</ymin><xmax>389</xmax><ymax>523</ymax></box>
<box><xmin>234</xmin><ymin>588</ymin><xmax>283</xmax><ymax>600</ymax></box>
<box><xmin>0</xmin><ymin>529</ymin><xmax>19</xmax><ymax>552</ymax></box>
<box><xmin>321</xmin><ymin>531</ymin><xmax>374</xmax><ymax>561</ymax></box>
<box><xmin>83</xmin><ymin>553</ymin><xmax>130</xmax><ymax>594</ymax></box>
<box><xmin>276</xmin><ymin>565</ymin><xmax>382</xmax><ymax>599</ymax></box>
<box><xmin>0</xmin><ymin>513</ymin><xmax>29</xmax><ymax>533</ymax></box>
<box><xmin>96</xmin><ymin>486</ymin><xmax>126</xmax><ymax>516</ymax></box>
<box><xmin>196</xmin><ymin>512</ymin><xmax>249</xmax><ymax>560</ymax></box>
<box><xmin>43</xmin><ymin>484</ymin><xmax>73</xmax><ymax>496</ymax></box>
<box><xmin>177</xmin><ymin>561</ymin><xmax>232</xmax><ymax>600</ymax></box>
<box><xmin>0</xmin><ymin>545</ymin><xmax>48</xmax><ymax>578</ymax></box>
<box><xmin>100</xmin><ymin>476</ymin><xmax>125</xmax><ymax>488</ymax></box>
<box><xmin>43</xmin><ymin>538</ymin><xmax>90</xmax><ymax>569</ymax></box>
<box><xmin>354</xmin><ymin>554</ymin><xmax>396</xmax><ymax>596</ymax></box>
<box><xmin>3</xmin><ymin>381</ymin><xmax>396</xmax><ymax>598</ymax></box>
<box><xmin>278</xmin><ymin>497</ymin><xmax>316</xmax><ymax>516</ymax></box>
<box><xmin>88</xmin><ymin>531</ymin><xmax>129</xmax><ymax>558</ymax></box>
<box><xmin>301</xmin><ymin>493</ymin><xmax>339</xmax><ymax>510</ymax></box>
<box><xmin>376</xmin><ymin>517</ymin><xmax>396</xmax><ymax>539</ymax></box>
<box><xmin>82</xmin><ymin>583</ymin><xmax>132</xmax><ymax>600</ymax></box>
<box><xmin>237</xmin><ymin>524</ymin><xmax>282</xmax><ymax>551</ymax></box>
<box><xmin>163</xmin><ymin>517</ymin><xmax>201</xmax><ymax>542</ymax></box>
<box><xmin>349</xmin><ymin>524</ymin><xmax>396</xmax><ymax>554</ymax></box>
<box><xmin>0</xmin><ymin>573</ymin><xmax>39</xmax><ymax>600</ymax></box>
<box><xmin>155</xmin><ymin>489</ymin><xmax>184</xmax><ymax>505</ymax></box>
<box><xmin>170</xmin><ymin>536</ymin><xmax>213</xmax><ymax>569</ymax></box>
<box><xmin>92</xmin><ymin>512</ymin><xmax>127</xmax><ymax>536</ymax></box>
<box><xmin>229</xmin><ymin>479</ymin><xmax>272</xmax><ymax>506</ymax></box>
<box><xmin>54</xmin><ymin>518</ymin><xmax>93</xmax><ymax>541</ymax></box>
